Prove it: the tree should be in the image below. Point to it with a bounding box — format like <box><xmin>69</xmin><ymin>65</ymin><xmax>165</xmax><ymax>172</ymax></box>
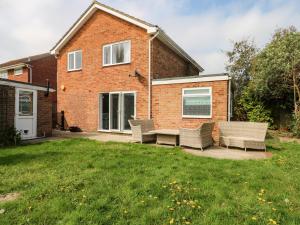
<box><xmin>225</xmin><ymin>39</ymin><xmax>258</xmax><ymax>120</ymax></box>
<box><xmin>251</xmin><ymin>27</ymin><xmax>300</xmax><ymax>116</ymax></box>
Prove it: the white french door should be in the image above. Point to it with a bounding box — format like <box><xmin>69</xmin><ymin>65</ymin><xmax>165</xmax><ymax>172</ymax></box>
<box><xmin>99</xmin><ymin>92</ymin><xmax>136</xmax><ymax>132</ymax></box>
<box><xmin>15</xmin><ymin>88</ymin><xmax>37</xmax><ymax>139</ymax></box>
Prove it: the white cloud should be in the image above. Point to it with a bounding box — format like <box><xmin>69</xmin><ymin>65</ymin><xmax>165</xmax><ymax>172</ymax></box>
<box><xmin>0</xmin><ymin>0</ymin><xmax>300</xmax><ymax>73</ymax></box>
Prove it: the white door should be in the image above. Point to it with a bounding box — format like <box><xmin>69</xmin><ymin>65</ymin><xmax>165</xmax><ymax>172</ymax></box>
<box><xmin>15</xmin><ymin>88</ymin><xmax>37</xmax><ymax>139</ymax></box>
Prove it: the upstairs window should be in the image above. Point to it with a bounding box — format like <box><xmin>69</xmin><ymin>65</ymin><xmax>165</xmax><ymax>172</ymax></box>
<box><xmin>0</xmin><ymin>70</ymin><xmax>8</xmax><ymax>79</ymax></box>
<box><xmin>182</xmin><ymin>87</ymin><xmax>212</xmax><ymax>118</ymax></box>
<box><xmin>68</xmin><ymin>50</ymin><xmax>82</xmax><ymax>71</ymax></box>
<box><xmin>103</xmin><ymin>41</ymin><xmax>131</xmax><ymax>66</ymax></box>
<box><xmin>14</xmin><ymin>68</ymin><xmax>23</xmax><ymax>75</ymax></box>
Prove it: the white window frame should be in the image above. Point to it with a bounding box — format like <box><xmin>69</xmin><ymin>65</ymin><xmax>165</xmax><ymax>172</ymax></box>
<box><xmin>182</xmin><ymin>87</ymin><xmax>212</xmax><ymax>119</ymax></box>
<box><xmin>14</xmin><ymin>68</ymin><xmax>23</xmax><ymax>76</ymax></box>
<box><xmin>0</xmin><ymin>70</ymin><xmax>8</xmax><ymax>79</ymax></box>
<box><xmin>67</xmin><ymin>50</ymin><xmax>82</xmax><ymax>71</ymax></box>
<box><xmin>102</xmin><ymin>40</ymin><xmax>131</xmax><ymax>67</ymax></box>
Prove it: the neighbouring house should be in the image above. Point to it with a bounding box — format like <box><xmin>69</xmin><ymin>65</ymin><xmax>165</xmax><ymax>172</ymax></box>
<box><xmin>0</xmin><ymin>53</ymin><xmax>57</xmax><ymax>127</ymax></box>
<box><xmin>0</xmin><ymin>79</ymin><xmax>55</xmax><ymax>140</ymax></box>
<box><xmin>50</xmin><ymin>1</ymin><xmax>231</xmax><ymax>140</ymax></box>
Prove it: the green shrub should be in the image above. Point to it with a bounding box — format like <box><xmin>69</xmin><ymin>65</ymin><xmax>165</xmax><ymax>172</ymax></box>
<box><xmin>239</xmin><ymin>88</ymin><xmax>273</xmax><ymax>124</ymax></box>
<box><xmin>291</xmin><ymin>112</ymin><xmax>300</xmax><ymax>137</ymax></box>
<box><xmin>0</xmin><ymin>127</ymin><xmax>21</xmax><ymax>147</ymax></box>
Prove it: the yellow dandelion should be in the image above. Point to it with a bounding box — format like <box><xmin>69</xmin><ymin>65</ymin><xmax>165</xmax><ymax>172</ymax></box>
<box><xmin>154</xmin><ymin>196</ymin><xmax>158</xmax><ymax>199</ymax></box>
<box><xmin>124</xmin><ymin>210</ymin><xmax>128</xmax><ymax>214</ymax></box>
<box><xmin>272</xmin><ymin>208</ymin><xmax>277</xmax><ymax>211</ymax></box>
<box><xmin>169</xmin><ymin>208</ymin><xmax>175</xmax><ymax>211</ymax></box>
<box><xmin>185</xmin><ymin>221</ymin><xmax>191</xmax><ymax>224</ymax></box>
<box><xmin>170</xmin><ymin>218</ymin><xmax>174</xmax><ymax>224</ymax></box>
<box><xmin>141</xmin><ymin>200</ymin><xmax>145</xmax><ymax>203</ymax></box>
<box><xmin>177</xmin><ymin>201</ymin><xmax>181</xmax><ymax>205</ymax></box>
<box><xmin>251</xmin><ymin>216</ymin><xmax>257</xmax><ymax>220</ymax></box>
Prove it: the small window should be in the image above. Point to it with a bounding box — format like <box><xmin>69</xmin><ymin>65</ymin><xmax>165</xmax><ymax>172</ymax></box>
<box><xmin>0</xmin><ymin>70</ymin><xmax>8</xmax><ymax>79</ymax></box>
<box><xmin>19</xmin><ymin>91</ymin><xmax>33</xmax><ymax>116</ymax></box>
<box><xmin>103</xmin><ymin>41</ymin><xmax>131</xmax><ymax>66</ymax></box>
<box><xmin>14</xmin><ymin>68</ymin><xmax>23</xmax><ymax>75</ymax></box>
<box><xmin>182</xmin><ymin>87</ymin><xmax>212</xmax><ymax>118</ymax></box>
<box><xmin>68</xmin><ymin>50</ymin><xmax>82</xmax><ymax>71</ymax></box>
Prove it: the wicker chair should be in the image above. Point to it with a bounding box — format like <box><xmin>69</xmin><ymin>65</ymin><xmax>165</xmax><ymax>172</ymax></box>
<box><xmin>179</xmin><ymin>122</ymin><xmax>215</xmax><ymax>151</ymax></box>
<box><xmin>128</xmin><ymin>119</ymin><xmax>156</xmax><ymax>143</ymax></box>
<box><xmin>218</xmin><ymin>121</ymin><xmax>268</xmax><ymax>151</ymax></box>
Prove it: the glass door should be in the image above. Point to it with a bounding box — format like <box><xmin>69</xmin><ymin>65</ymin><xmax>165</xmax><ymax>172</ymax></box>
<box><xmin>110</xmin><ymin>93</ymin><xmax>120</xmax><ymax>130</ymax></box>
<box><xmin>100</xmin><ymin>92</ymin><xmax>135</xmax><ymax>132</ymax></box>
<box><xmin>100</xmin><ymin>93</ymin><xmax>109</xmax><ymax>130</ymax></box>
<box><xmin>122</xmin><ymin>93</ymin><xmax>135</xmax><ymax>131</ymax></box>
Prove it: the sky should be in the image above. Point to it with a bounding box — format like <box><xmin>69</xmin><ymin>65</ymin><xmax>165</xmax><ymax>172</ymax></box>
<box><xmin>0</xmin><ymin>0</ymin><xmax>300</xmax><ymax>74</ymax></box>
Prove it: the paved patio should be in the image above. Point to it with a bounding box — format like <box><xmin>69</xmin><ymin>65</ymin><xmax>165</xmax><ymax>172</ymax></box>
<box><xmin>24</xmin><ymin>130</ymin><xmax>272</xmax><ymax>160</ymax></box>
<box><xmin>183</xmin><ymin>147</ymin><xmax>272</xmax><ymax>160</ymax></box>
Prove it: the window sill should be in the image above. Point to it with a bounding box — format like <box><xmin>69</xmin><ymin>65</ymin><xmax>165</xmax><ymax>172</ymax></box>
<box><xmin>67</xmin><ymin>69</ymin><xmax>82</xmax><ymax>72</ymax></box>
<box><xmin>102</xmin><ymin>62</ymin><xmax>131</xmax><ymax>68</ymax></box>
<box><xmin>182</xmin><ymin>115</ymin><xmax>212</xmax><ymax>119</ymax></box>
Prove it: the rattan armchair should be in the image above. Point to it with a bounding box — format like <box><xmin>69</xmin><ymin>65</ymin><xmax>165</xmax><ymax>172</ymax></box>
<box><xmin>179</xmin><ymin>122</ymin><xmax>215</xmax><ymax>151</ymax></box>
<box><xmin>128</xmin><ymin>119</ymin><xmax>156</xmax><ymax>143</ymax></box>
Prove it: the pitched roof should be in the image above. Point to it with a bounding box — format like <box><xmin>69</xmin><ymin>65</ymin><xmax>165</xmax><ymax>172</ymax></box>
<box><xmin>0</xmin><ymin>53</ymin><xmax>50</xmax><ymax>69</ymax></box>
<box><xmin>51</xmin><ymin>1</ymin><xmax>204</xmax><ymax>72</ymax></box>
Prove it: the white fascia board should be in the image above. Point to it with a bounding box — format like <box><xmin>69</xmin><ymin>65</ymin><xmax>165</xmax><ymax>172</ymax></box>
<box><xmin>51</xmin><ymin>3</ymin><xmax>156</xmax><ymax>55</ymax></box>
<box><xmin>152</xmin><ymin>75</ymin><xmax>230</xmax><ymax>85</ymax></box>
<box><xmin>94</xmin><ymin>4</ymin><xmax>156</xmax><ymax>33</ymax></box>
<box><xmin>0</xmin><ymin>80</ymin><xmax>56</xmax><ymax>92</ymax></box>
<box><xmin>156</xmin><ymin>31</ymin><xmax>203</xmax><ymax>72</ymax></box>
<box><xmin>0</xmin><ymin>63</ymin><xmax>27</xmax><ymax>71</ymax></box>
<box><xmin>51</xmin><ymin>6</ymin><xmax>97</xmax><ymax>55</ymax></box>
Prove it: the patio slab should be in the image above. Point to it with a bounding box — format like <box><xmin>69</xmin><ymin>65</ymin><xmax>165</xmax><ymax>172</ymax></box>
<box><xmin>24</xmin><ymin>130</ymin><xmax>272</xmax><ymax>160</ymax></box>
<box><xmin>183</xmin><ymin>146</ymin><xmax>272</xmax><ymax>160</ymax></box>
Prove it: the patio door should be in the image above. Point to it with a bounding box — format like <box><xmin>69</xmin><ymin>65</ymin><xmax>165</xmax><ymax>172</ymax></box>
<box><xmin>15</xmin><ymin>88</ymin><xmax>37</xmax><ymax>139</ymax></box>
<box><xmin>99</xmin><ymin>92</ymin><xmax>136</xmax><ymax>132</ymax></box>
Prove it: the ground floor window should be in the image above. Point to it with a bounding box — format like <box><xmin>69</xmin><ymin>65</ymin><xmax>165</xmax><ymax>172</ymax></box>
<box><xmin>99</xmin><ymin>92</ymin><xmax>136</xmax><ymax>132</ymax></box>
<box><xmin>182</xmin><ymin>87</ymin><xmax>212</xmax><ymax>118</ymax></box>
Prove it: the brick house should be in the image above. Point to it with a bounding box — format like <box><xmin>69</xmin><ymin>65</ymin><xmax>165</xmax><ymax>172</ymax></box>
<box><xmin>51</xmin><ymin>1</ymin><xmax>231</xmax><ymax>139</ymax></box>
<box><xmin>0</xmin><ymin>53</ymin><xmax>57</xmax><ymax>127</ymax></box>
<box><xmin>0</xmin><ymin>79</ymin><xmax>55</xmax><ymax>140</ymax></box>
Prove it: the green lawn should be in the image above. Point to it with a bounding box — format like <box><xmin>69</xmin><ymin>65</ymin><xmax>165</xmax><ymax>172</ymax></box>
<box><xmin>0</xmin><ymin>138</ymin><xmax>299</xmax><ymax>225</ymax></box>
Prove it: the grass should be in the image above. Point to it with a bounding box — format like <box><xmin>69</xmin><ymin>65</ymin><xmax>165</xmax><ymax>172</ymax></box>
<box><xmin>0</xmin><ymin>137</ymin><xmax>299</xmax><ymax>225</ymax></box>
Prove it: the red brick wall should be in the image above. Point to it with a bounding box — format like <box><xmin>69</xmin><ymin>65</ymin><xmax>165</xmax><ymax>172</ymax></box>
<box><xmin>31</xmin><ymin>55</ymin><xmax>57</xmax><ymax>128</ymax></box>
<box><xmin>37</xmin><ymin>91</ymin><xmax>53</xmax><ymax>137</ymax></box>
<box><xmin>0</xmin><ymin>85</ymin><xmax>15</xmax><ymax>130</ymax></box>
<box><xmin>31</xmin><ymin>55</ymin><xmax>57</xmax><ymax>89</ymax></box>
<box><xmin>151</xmin><ymin>39</ymin><xmax>200</xmax><ymax>79</ymax></box>
<box><xmin>57</xmin><ymin>10</ymin><xmax>150</xmax><ymax>131</ymax></box>
<box><xmin>152</xmin><ymin>80</ymin><xmax>229</xmax><ymax>140</ymax></box>
<box><xmin>7</xmin><ymin>67</ymin><xmax>29</xmax><ymax>83</ymax></box>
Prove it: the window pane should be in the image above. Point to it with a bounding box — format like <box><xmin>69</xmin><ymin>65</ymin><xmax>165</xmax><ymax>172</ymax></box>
<box><xmin>68</xmin><ymin>53</ymin><xmax>74</xmax><ymax>70</ymax></box>
<box><xmin>103</xmin><ymin>46</ymin><xmax>111</xmax><ymax>65</ymax></box>
<box><xmin>0</xmin><ymin>70</ymin><xmax>8</xmax><ymax>79</ymax></box>
<box><xmin>183</xmin><ymin>96</ymin><xmax>211</xmax><ymax>116</ymax></box>
<box><xmin>112</xmin><ymin>43</ymin><xmax>124</xmax><ymax>64</ymax></box>
<box><xmin>184</xmin><ymin>88</ymin><xmax>210</xmax><ymax>95</ymax></box>
<box><xmin>14</xmin><ymin>68</ymin><xmax>22</xmax><ymax>75</ymax></box>
<box><xmin>75</xmin><ymin>51</ymin><xmax>82</xmax><ymax>69</ymax></box>
<box><xmin>19</xmin><ymin>91</ymin><xmax>33</xmax><ymax>116</ymax></box>
<box><xmin>123</xmin><ymin>42</ymin><xmax>130</xmax><ymax>62</ymax></box>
